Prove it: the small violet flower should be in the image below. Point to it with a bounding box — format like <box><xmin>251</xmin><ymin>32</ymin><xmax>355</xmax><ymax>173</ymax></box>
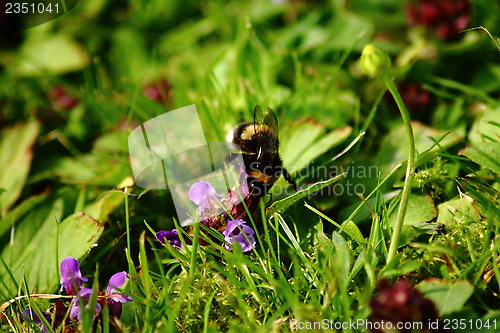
<box><xmin>22</xmin><ymin>309</ymin><xmax>51</xmax><ymax>333</ymax></box>
<box><xmin>222</xmin><ymin>219</ymin><xmax>256</xmax><ymax>252</ymax></box>
<box><xmin>69</xmin><ymin>287</ymin><xmax>102</xmax><ymax>322</ymax></box>
<box><xmin>69</xmin><ymin>272</ymin><xmax>132</xmax><ymax>321</ymax></box>
<box><xmin>60</xmin><ymin>257</ymin><xmax>88</xmax><ymax>293</ymax></box>
<box><xmin>106</xmin><ymin>271</ymin><xmax>133</xmax><ymax>318</ymax></box>
<box><xmin>188</xmin><ymin>181</ymin><xmax>223</xmax><ymax>211</ymax></box>
<box><xmin>59</xmin><ymin>257</ymin><xmax>131</xmax><ymax>322</ymax></box>
<box><xmin>156</xmin><ymin>229</ymin><xmax>192</xmax><ymax>250</ymax></box>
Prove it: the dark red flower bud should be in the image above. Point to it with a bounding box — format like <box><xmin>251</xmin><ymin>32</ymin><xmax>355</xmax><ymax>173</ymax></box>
<box><xmin>406</xmin><ymin>0</ymin><xmax>472</xmax><ymax>40</ymax></box>
<box><xmin>48</xmin><ymin>86</ymin><xmax>79</xmax><ymax>111</ymax></box>
<box><xmin>369</xmin><ymin>279</ymin><xmax>449</xmax><ymax>332</ymax></box>
<box><xmin>143</xmin><ymin>78</ymin><xmax>172</xmax><ymax>105</ymax></box>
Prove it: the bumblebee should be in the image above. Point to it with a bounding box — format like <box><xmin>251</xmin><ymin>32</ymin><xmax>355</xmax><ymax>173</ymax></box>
<box><xmin>226</xmin><ymin>105</ymin><xmax>297</xmax><ymax>197</ymax></box>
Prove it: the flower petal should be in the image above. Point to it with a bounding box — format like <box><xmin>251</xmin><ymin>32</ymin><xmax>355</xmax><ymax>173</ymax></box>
<box><xmin>233</xmin><ymin>233</ymin><xmax>255</xmax><ymax>252</ymax></box>
<box><xmin>23</xmin><ymin>309</ymin><xmax>52</xmax><ymax>333</ymax></box>
<box><xmin>222</xmin><ymin>219</ymin><xmax>243</xmax><ymax>237</ymax></box>
<box><xmin>107</xmin><ymin>271</ymin><xmax>132</xmax><ymax>303</ymax></box>
<box><xmin>108</xmin><ymin>271</ymin><xmax>127</xmax><ymax>290</ymax></box>
<box><xmin>22</xmin><ymin>309</ymin><xmax>51</xmax><ymax>325</ymax></box>
<box><xmin>156</xmin><ymin>229</ymin><xmax>191</xmax><ymax>250</ymax></box>
<box><xmin>188</xmin><ymin>181</ymin><xmax>223</xmax><ymax>210</ymax></box>
<box><xmin>60</xmin><ymin>257</ymin><xmax>87</xmax><ymax>293</ymax></box>
<box><xmin>223</xmin><ymin>219</ymin><xmax>256</xmax><ymax>252</ymax></box>
<box><xmin>70</xmin><ymin>287</ymin><xmax>100</xmax><ymax>321</ymax></box>
<box><xmin>188</xmin><ymin>181</ymin><xmax>217</xmax><ymax>206</ymax></box>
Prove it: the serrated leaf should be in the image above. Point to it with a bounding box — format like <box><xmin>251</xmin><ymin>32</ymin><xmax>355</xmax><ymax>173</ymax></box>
<box><xmin>0</xmin><ymin>213</ymin><xmax>103</xmax><ymax>298</ymax></box>
<box><xmin>460</xmin><ymin>142</ymin><xmax>500</xmax><ymax>176</ymax></box>
<box><xmin>0</xmin><ymin>121</ymin><xmax>40</xmax><ymax>214</ymax></box>
<box><xmin>417</xmin><ymin>279</ymin><xmax>474</xmax><ymax>316</ymax></box>
<box><xmin>267</xmin><ymin>174</ymin><xmax>344</xmax><ymax>216</ymax></box>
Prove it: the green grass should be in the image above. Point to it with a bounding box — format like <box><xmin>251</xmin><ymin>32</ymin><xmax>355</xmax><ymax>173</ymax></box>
<box><xmin>1</xmin><ymin>0</ymin><xmax>500</xmax><ymax>332</ymax></box>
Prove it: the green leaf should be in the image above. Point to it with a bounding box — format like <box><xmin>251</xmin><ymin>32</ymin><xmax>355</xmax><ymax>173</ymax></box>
<box><xmin>0</xmin><ymin>192</ymin><xmax>50</xmax><ymax>239</ymax></box>
<box><xmin>330</xmin><ymin>232</ymin><xmax>352</xmax><ymax>290</ymax></box>
<box><xmin>460</xmin><ymin>142</ymin><xmax>500</xmax><ymax>176</ymax></box>
<box><xmin>437</xmin><ymin>196</ymin><xmax>482</xmax><ymax>226</ymax></box>
<box><xmin>316</xmin><ymin>230</ymin><xmax>354</xmax><ymax>294</ymax></box>
<box><xmin>0</xmin><ymin>213</ymin><xmax>104</xmax><ymax>298</ymax></box>
<box><xmin>93</xmin><ymin>131</ymin><xmax>129</xmax><ymax>154</ymax></box>
<box><xmin>380</xmin><ymin>260</ymin><xmax>422</xmax><ymax>279</ymax></box>
<box><xmin>280</xmin><ymin>120</ymin><xmax>352</xmax><ymax>172</ymax></box>
<box><xmin>292</xmin><ymin>127</ymin><xmax>353</xmax><ymax>172</ymax></box>
<box><xmin>267</xmin><ymin>174</ymin><xmax>344</xmax><ymax>216</ymax></box>
<box><xmin>468</xmin><ymin>108</ymin><xmax>500</xmax><ymax>143</ymax></box>
<box><xmin>389</xmin><ymin>194</ymin><xmax>437</xmax><ymax>228</ymax></box>
<box><xmin>388</xmin><ymin>194</ymin><xmax>437</xmax><ymax>247</ymax></box>
<box><xmin>52</xmin><ymin>153</ymin><xmax>131</xmax><ymax>186</ymax></box>
<box><xmin>13</xmin><ymin>33</ymin><xmax>89</xmax><ymax>75</ymax></box>
<box><xmin>377</xmin><ymin>122</ymin><xmax>462</xmax><ymax>177</ymax></box>
<box><xmin>341</xmin><ymin>220</ymin><xmax>365</xmax><ymax>245</ymax></box>
<box><xmin>0</xmin><ymin>121</ymin><xmax>40</xmax><ymax>214</ymax></box>
<box><xmin>83</xmin><ymin>191</ymin><xmax>125</xmax><ymax>222</ymax></box>
<box><xmin>417</xmin><ymin>279</ymin><xmax>474</xmax><ymax>316</ymax></box>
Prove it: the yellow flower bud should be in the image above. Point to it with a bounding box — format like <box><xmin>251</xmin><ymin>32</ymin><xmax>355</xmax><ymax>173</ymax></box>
<box><xmin>360</xmin><ymin>44</ymin><xmax>391</xmax><ymax>78</ymax></box>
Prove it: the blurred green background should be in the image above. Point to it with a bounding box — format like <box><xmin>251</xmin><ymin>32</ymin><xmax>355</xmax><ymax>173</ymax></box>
<box><xmin>1</xmin><ymin>0</ymin><xmax>500</xmax><ymax>314</ymax></box>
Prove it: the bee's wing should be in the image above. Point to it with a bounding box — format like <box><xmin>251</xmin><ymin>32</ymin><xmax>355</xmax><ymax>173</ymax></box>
<box><xmin>253</xmin><ymin>105</ymin><xmax>264</xmax><ymax>128</ymax></box>
<box><xmin>253</xmin><ymin>105</ymin><xmax>278</xmax><ymax>135</ymax></box>
<box><xmin>253</xmin><ymin>105</ymin><xmax>279</xmax><ymax>156</ymax></box>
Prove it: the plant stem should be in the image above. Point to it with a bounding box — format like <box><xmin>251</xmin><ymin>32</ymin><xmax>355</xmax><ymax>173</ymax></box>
<box><xmin>189</xmin><ymin>221</ymin><xmax>200</xmax><ymax>279</ymax></box>
<box><xmin>382</xmin><ymin>74</ymin><xmax>416</xmax><ymax>263</ymax></box>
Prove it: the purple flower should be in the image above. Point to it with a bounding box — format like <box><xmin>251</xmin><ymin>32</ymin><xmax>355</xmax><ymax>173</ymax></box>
<box><xmin>222</xmin><ymin>219</ymin><xmax>256</xmax><ymax>252</ymax></box>
<box><xmin>189</xmin><ymin>181</ymin><xmax>223</xmax><ymax>211</ymax></box>
<box><xmin>106</xmin><ymin>271</ymin><xmax>132</xmax><ymax>318</ymax></box>
<box><xmin>156</xmin><ymin>229</ymin><xmax>192</xmax><ymax>250</ymax></box>
<box><xmin>69</xmin><ymin>288</ymin><xmax>102</xmax><ymax>322</ymax></box>
<box><xmin>22</xmin><ymin>309</ymin><xmax>51</xmax><ymax>333</ymax></box>
<box><xmin>60</xmin><ymin>257</ymin><xmax>88</xmax><ymax>293</ymax></box>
